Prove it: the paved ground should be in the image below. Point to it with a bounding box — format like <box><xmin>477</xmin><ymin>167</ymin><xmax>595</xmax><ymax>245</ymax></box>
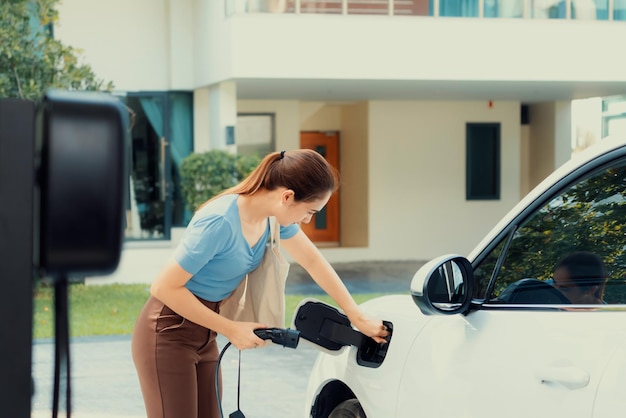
<box><xmin>31</xmin><ymin>335</ymin><xmax>321</xmax><ymax>418</ymax></box>
<box><xmin>285</xmin><ymin>260</ymin><xmax>424</xmax><ymax>294</ymax></box>
<box><xmin>30</xmin><ymin>260</ymin><xmax>424</xmax><ymax>418</ymax></box>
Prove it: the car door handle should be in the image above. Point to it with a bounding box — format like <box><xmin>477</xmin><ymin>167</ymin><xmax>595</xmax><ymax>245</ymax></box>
<box><xmin>535</xmin><ymin>366</ymin><xmax>590</xmax><ymax>390</ymax></box>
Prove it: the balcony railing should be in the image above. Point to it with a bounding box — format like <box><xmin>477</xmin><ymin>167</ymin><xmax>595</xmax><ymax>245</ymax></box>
<box><xmin>226</xmin><ymin>0</ymin><xmax>626</xmax><ymax>20</ymax></box>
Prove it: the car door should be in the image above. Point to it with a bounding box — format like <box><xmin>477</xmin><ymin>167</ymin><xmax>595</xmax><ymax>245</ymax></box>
<box><xmin>397</xmin><ymin>149</ymin><xmax>626</xmax><ymax>418</ymax></box>
<box><xmin>399</xmin><ymin>311</ymin><xmax>626</xmax><ymax>418</ymax></box>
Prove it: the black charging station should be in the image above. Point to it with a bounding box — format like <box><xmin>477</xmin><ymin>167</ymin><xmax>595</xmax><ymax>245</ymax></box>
<box><xmin>0</xmin><ymin>90</ymin><xmax>129</xmax><ymax>417</ymax></box>
<box><xmin>36</xmin><ymin>89</ymin><xmax>129</xmax><ymax>277</ymax></box>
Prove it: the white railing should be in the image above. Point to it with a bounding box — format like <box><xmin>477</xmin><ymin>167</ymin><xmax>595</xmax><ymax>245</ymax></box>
<box><xmin>226</xmin><ymin>0</ymin><xmax>624</xmax><ymax>21</ymax></box>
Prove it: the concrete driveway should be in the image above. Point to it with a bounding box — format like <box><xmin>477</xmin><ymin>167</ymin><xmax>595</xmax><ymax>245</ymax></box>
<box><xmin>32</xmin><ymin>335</ymin><xmax>320</xmax><ymax>418</ymax></box>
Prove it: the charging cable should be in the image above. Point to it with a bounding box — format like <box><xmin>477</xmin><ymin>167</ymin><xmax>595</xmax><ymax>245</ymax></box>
<box><xmin>215</xmin><ymin>328</ymin><xmax>301</xmax><ymax>417</ymax></box>
<box><xmin>215</xmin><ymin>341</ymin><xmax>241</xmax><ymax>418</ymax></box>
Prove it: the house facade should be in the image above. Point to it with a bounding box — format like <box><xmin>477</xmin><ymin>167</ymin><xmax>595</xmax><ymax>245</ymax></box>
<box><xmin>53</xmin><ymin>0</ymin><xmax>626</xmax><ymax>283</ymax></box>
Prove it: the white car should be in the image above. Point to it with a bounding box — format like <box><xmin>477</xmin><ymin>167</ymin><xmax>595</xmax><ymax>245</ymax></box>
<box><xmin>295</xmin><ymin>136</ymin><xmax>626</xmax><ymax>418</ymax></box>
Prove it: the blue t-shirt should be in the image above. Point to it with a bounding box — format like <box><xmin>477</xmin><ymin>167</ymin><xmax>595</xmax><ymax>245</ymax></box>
<box><xmin>173</xmin><ymin>194</ymin><xmax>299</xmax><ymax>302</ymax></box>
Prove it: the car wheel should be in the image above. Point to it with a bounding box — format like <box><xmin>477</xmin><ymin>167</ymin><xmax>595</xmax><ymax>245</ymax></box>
<box><xmin>328</xmin><ymin>399</ymin><xmax>366</xmax><ymax>418</ymax></box>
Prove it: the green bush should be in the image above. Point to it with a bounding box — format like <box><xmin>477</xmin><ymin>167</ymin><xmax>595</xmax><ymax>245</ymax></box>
<box><xmin>180</xmin><ymin>150</ymin><xmax>261</xmax><ymax>211</ymax></box>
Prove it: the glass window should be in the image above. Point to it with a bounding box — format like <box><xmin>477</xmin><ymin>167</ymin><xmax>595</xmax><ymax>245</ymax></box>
<box><xmin>124</xmin><ymin>91</ymin><xmax>194</xmax><ymax>239</ymax></box>
<box><xmin>440</xmin><ymin>0</ymin><xmax>478</xmax><ymax>17</ymax></box>
<box><xmin>531</xmin><ymin>0</ymin><xmax>566</xmax><ymax>19</ymax></box>
<box><xmin>484</xmin><ymin>161</ymin><xmax>626</xmax><ymax>304</ymax></box>
<box><xmin>126</xmin><ymin>94</ymin><xmax>168</xmax><ymax>240</ymax></box>
<box><xmin>604</xmin><ymin>98</ymin><xmax>626</xmax><ymax>114</ymax></box>
<box><xmin>169</xmin><ymin>92</ymin><xmax>194</xmax><ymax>226</ymax></box>
<box><xmin>615</xmin><ymin>0</ymin><xmax>626</xmax><ymax>20</ymax></box>
<box><xmin>236</xmin><ymin>113</ymin><xmax>275</xmax><ymax>158</ymax></box>
<box><xmin>300</xmin><ymin>0</ymin><xmax>342</xmax><ymax>14</ymax></box>
<box><xmin>571</xmin><ymin>0</ymin><xmax>608</xmax><ymax>20</ymax></box>
<box><xmin>466</xmin><ymin>123</ymin><xmax>500</xmax><ymax>200</ymax></box>
<box><xmin>484</xmin><ymin>0</ymin><xmax>524</xmax><ymax>18</ymax></box>
<box><xmin>602</xmin><ymin>97</ymin><xmax>626</xmax><ymax>137</ymax></box>
<box><xmin>473</xmin><ymin>237</ymin><xmax>507</xmax><ymax>300</ymax></box>
<box><xmin>605</xmin><ymin>116</ymin><xmax>626</xmax><ymax>138</ymax></box>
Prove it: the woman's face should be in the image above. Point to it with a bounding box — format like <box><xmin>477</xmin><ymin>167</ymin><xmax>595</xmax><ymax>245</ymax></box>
<box><xmin>278</xmin><ymin>190</ymin><xmax>331</xmax><ymax>226</ymax></box>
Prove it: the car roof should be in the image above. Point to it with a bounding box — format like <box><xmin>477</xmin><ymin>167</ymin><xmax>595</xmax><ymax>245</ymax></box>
<box><xmin>468</xmin><ymin>135</ymin><xmax>626</xmax><ymax>262</ymax></box>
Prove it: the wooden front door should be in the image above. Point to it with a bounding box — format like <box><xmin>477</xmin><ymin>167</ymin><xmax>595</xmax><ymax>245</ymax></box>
<box><xmin>299</xmin><ymin>131</ymin><xmax>340</xmax><ymax>243</ymax></box>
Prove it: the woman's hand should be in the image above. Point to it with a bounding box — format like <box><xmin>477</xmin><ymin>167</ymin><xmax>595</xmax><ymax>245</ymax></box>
<box><xmin>282</xmin><ymin>232</ymin><xmax>390</xmax><ymax>344</ymax></box>
<box><xmin>223</xmin><ymin>321</ymin><xmax>268</xmax><ymax>350</ymax></box>
<box><xmin>348</xmin><ymin>310</ymin><xmax>390</xmax><ymax>344</ymax></box>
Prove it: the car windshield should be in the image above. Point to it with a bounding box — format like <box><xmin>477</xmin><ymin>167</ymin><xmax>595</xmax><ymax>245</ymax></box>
<box><xmin>475</xmin><ymin>160</ymin><xmax>626</xmax><ymax>305</ymax></box>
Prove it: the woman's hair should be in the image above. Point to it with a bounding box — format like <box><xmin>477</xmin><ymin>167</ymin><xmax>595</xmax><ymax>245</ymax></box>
<box><xmin>208</xmin><ymin>149</ymin><xmax>339</xmax><ymax>204</ymax></box>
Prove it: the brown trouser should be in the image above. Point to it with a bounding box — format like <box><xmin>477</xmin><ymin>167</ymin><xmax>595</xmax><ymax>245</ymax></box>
<box><xmin>131</xmin><ymin>296</ymin><xmax>222</xmax><ymax>418</ymax></box>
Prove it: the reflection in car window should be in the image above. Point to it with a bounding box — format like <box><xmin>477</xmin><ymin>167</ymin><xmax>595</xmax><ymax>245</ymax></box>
<box><xmin>473</xmin><ymin>238</ymin><xmax>506</xmax><ymax>300</ymax></box>
<box><xmin>486</xmin><ymin>161</ymin><xmax>626</xmax><ymax>305</ymax></box>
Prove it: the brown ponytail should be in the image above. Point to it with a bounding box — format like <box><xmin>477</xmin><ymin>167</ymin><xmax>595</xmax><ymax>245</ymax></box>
<box><xmin>202</xmin><ymin>149</ymin><xmax>339</xmax><ymax>207</ymax></box>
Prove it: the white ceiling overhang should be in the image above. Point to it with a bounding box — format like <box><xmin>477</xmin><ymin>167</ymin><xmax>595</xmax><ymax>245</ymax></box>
<box><xmin>234</xmin><ymin>78</ymin><xmax>626</xmax><ymax>103</ymax></box>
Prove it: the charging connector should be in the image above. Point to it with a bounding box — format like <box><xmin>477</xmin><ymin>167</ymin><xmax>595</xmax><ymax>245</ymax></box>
<box><xmin>253</xmin><ymin>327</ymin><xmax>300</xmax><ymax>348</ymax></box>
<box><xmin>294</xmin><ymin>299</ymin><xmax>392</xmax><ymax>368</ymax></box>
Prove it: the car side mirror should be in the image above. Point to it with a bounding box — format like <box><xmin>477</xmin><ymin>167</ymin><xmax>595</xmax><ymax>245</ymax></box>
<box><xmin>410</xmin><ymin>254</ymin><xmax>474</xmax><ymax>315</ymax></box>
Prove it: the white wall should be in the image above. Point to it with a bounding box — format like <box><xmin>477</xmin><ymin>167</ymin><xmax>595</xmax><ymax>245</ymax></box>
<box><xmin>195</xmin><ymin>0</ymin><xmax>233</xmax><ymax>87</ymax></box>
<box><xmin>58</xmin><ymin>1</ymin><xmax>626</xmax><ymax>92</ymax></box>
<box><xmin>167</xmin><ymin>0</ymin><xmax>195</xmax><ymax>89</ymax></box>
<box><xmin>221</xmin><ymin>14</ymin><xmax>626</xmax><ymax>85</ymax></box>
<box><xmin>55</xmin><ymin>0</ymin><xmax>194</xmax><ymax>91</ymax></box>
<box><xmin>193</xmin><ymin>87</ymin><xmax>211</xmax><ymax>152</ymax></box>
<box><xmin>554</xmin><ymin>101</ymin><xmax>573</xmax><ymax>169</ymax></box>
<box><xmin>362</xmin><ymin>101</ymin><xmax>521</xmax><ymax>260</ymax></box>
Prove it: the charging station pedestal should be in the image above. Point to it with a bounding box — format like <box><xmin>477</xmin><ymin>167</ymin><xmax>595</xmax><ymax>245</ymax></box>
<box><xmin>0</xmin><ymin>92</ymin><xmax>129</xmax><ymax>417</ymax></box>
<box><xmin>0</xmin><ymin>99</ymin><xmax>36</xmax><ymax>417</ymax></box>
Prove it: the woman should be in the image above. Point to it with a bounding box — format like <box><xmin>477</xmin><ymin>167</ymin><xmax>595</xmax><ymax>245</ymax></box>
<box><xmin>132</xmin><ymin>149</ymin><xmax>389</xmax><ymax>418</ymax></box>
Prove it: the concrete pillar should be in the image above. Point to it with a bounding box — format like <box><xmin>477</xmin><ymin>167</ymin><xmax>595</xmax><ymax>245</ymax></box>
<box><xmin>166</xmin><ymin>0</ymin><xmax>194</xmax><ymax>90</ymax></box>
<box><xmin>554</xmin><ymin>101</ymin><xmax>572</xmax><ymax>170</ymax></box>
<box><xmin>520</xmin><ymin>122</ymin><xmax>531</xmax><ymax>197</ymax></box>
<box><xmin>209</xmin><ymin>81</ymin><xmax>237</xmax><ymax>152</ymax></box>
<box><xmin>526</xmin><ymin>101</ymin><xmax>573</xmax><ymax>191</ymax></box>
<box><xmin>193</xmin><ymin>86</ymin><xmax>210</xmax><ymax>152</ymax></box>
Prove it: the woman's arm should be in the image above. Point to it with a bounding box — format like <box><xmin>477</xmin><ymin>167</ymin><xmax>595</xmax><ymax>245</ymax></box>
<box><xmin>281</xmin><ymin>230</ymin><xmax>389</xmax><ymax>343</ymax></box>
<box><xmin>150</xmin><ymin>260</ymin><xmax>266</xmax><ymax>350</ymax></box>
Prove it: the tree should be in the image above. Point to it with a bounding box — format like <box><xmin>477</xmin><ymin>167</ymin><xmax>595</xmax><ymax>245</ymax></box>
<box><xmin>0</xmin><ymin>0</ymin><xmax>113</xmax><ymax>100</ymax></box>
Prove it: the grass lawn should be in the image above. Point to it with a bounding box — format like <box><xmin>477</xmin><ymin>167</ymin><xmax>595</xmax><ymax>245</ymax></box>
<box><xmin>33</xmin><ymin>283</ymin><xmax>391</xmax><ymax>339</ymax></box>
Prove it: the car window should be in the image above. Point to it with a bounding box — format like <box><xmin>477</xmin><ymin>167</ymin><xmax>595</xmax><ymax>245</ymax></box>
<box><xmin>484</xmin><ymin>160</ymin><xmax>626</xmax><ymax>305</ymax></box>
<box><xmin>473</xmin><ymin>237</ymin><xmax>507</xmax><ymax>300</ymax></box>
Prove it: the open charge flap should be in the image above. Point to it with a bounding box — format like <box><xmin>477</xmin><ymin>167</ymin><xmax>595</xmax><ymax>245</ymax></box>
<box><xmin>293</xmin><ymin>299</ymin><xmax>392</xmax><ymax>368</ymax></box>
